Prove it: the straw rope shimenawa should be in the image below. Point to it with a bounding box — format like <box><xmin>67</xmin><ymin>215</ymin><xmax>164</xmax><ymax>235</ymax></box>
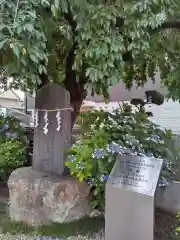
<box><xmin>35</xmin><ymin>107</ymin><xmax>73</xmax><ymax>112</ymax></box>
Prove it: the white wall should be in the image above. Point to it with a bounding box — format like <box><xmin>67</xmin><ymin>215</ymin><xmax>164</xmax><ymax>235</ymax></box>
<box><xmin>146</xmin><ymin>99</ymin><xmax>180</xmax><ymax>134</ymax></box>
<box><xmin>0</xmin><ymin>98</ymin><xmax>23</xmax><ymax>109</ymax></box>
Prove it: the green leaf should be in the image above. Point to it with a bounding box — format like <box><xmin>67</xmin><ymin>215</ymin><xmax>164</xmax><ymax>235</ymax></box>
<box><xmin>12</xmin><ymin>45</ymin><xmax>20</xmax><ymax>58</ymax></box>
<box><xmin>30</xmin><ymin>55</ymin><xmax>38</xmax><ymax>63</ymax></box>
<box><xmin>51</xmin><ymin>4</ymin><xmax>58</xmax><ymax>17</ymax></box>
<box><xmin>54</xmin><ymin>0</ymin><xmax>59</xmax><ymax>8</ymax></box>
<box><xmin>0</xmin><ymin>39</ymin><xmax>7</xmax><ymax>49</ymax></box>
<box><xmin>25</xmin><ymin>24</ymin><xmax>34</xmax><ymax>32</ymax></box>
<box><xmin>0</xmin><ymin>24</ymin><xmax>5</xmax><ymax>31</ymax></box>
<box><xmin>38</xmin><ymin>65</ymin><xmax>43</xmax><ymax>74</ymax></box>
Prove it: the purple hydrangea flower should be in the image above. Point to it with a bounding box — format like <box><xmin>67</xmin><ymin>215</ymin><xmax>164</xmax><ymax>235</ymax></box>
<box><xmin>100</xmin><ymin>174</ymin><xmax>109</xmax><ymax>182</ymax></box>
<box><xmin>92</xmin><ymin>149</ymin><xmax>106</xmax><ymax>159</ymax></box>
<box><xmin>3</xmin><ymin>123</ymin><xmax>9</xmax><ymax>130</ymax></box>
<box><xmin>103</xmin><ymin>175</ymin><xmax>109</xmax><ymax>181</ymax></box>
<box><xmin>5</xmin><ymin>132</ymin><xmax>12</xmax><ymax>138</ymax></box>
<box><xmin>158</xmin><ymin>178</ymin><xmax>169</xmax><ymax>187</ymax></box>
<box><xmin>107</xmin><ymin>142</ymin><xmax>122</xmax><ymax>154</ymax></box>
<box><xmin>11</xmin><ymin>132</ymin><xmax>18</xmax><ymax>139</ymax></box>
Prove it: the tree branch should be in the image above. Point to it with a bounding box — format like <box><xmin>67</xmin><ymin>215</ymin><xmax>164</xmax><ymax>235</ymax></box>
<box><xmin>161</xmin><ymin>21</ymin><xmax>180</xmax><ymax>29</ymax></box>
<box><xmin>116</xmin><ymin>16</ymin><xmax>180</xmax><ymax>30</ymax></box>
<box><xmin>37</xmin><ymin>73</ymin><xmax>49</xmax><ymax>89</ymax></box>
<box><xmin>64</xmin><ymin>1</ymin><xmax>77</xmax><ymax>37</ymax></box>
<box><xmin>63</xmin><ymin>1</ymin><xmax>87</xmax><ymax>126</ymax></box>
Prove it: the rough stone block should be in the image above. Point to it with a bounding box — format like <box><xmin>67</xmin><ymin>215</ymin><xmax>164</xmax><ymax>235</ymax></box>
<box><xmin>8</xmin><ymin>167</ymin><xmax>90</xmax><ymax>225</ymax></box>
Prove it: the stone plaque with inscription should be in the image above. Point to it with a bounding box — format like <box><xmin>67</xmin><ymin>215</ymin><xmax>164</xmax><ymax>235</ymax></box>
<box><xmin>33</xmin><ymin>83</ymin><xmax>71</xmax><ymax>176</ymax></box>
<box><xmin>105</xmin><ymin>155</ymin><xmax>163</xmax><ymax>240</ymax></box>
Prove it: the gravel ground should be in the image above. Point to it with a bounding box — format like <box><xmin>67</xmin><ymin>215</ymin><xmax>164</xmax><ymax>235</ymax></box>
<box><xmin>0</xmin><ymin>232</ymin><xmax>105</xmax><ymax>240</ymax></box>
<box><xmin>0</xmin><ymin>210</ymin><xmax>179</xmax><ymax>240</ymax></box>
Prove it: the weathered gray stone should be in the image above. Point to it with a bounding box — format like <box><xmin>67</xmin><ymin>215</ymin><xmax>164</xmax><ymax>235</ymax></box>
<box><xmin>155</xmin><ymin>181</ymin><xmax>180</xmax><ymax>214</ymax></box>
<box><xmin>8</xmin><ymin>167</ymin><xmax>90</xmax><ymax>226</ymax></box>
<box><xmin>33</xmin><ymin>83</ymin><xmax>71</xmax><ymax>176</ymax></box>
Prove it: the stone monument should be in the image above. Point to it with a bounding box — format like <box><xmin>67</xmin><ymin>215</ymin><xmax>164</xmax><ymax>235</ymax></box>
<box><xmin>33</xmin><ymin>83</ymin><xmax>71</xmax><ymax>175</ymax></box>
<box><xmin>105</xmin><ymin>155</ymin><xmax>163</xmax><ymax>240</ymax></box>
<box><xmin>8</xmin><ymin>83</ymin><xmax>90</xmax><ymax>225</ymax></box>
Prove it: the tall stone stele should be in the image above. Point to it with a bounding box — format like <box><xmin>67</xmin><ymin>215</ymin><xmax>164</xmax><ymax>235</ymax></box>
<box><xmin>33</xmin><ymin>82</ymin><xmax>71</xmax><ymax>175</ymax></box>
<box><xmin>8</xmin><ymin>83</ymin><xmax>90</xmax><ymax>225</ymax></box>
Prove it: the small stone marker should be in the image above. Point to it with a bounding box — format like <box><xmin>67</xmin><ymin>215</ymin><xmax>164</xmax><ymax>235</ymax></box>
<box><xmin>33</xmin><ymin>83</ymin><xmax>71</xmax><ymax>176</ymax></box>
<box><xmin>105</xmin><ymin>155</ymin><xmax>163</xmax><ymax>240</ymax></box>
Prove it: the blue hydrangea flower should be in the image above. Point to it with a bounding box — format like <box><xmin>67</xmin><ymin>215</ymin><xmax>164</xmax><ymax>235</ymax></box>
<box><xmin>103</xmin><ymin>175</ymin><xmax>109</xmax><ymax>181</ymax></box>
<box><xmin>121</xmin><ymin>148</ymin><xmax>133</xmax><ymax>155</ymax></box>
<box><xmin>153</xmin><ymin>135</ymin><xmax>161</xmax><ymax>141</ymax></box>
<box><xmin>163</xmin><ymin>161</ymin><xmax>176</xmax><ymax>175</ymax></box>
<box><xmin>92</xmin><ymin>149</ymin><xmax>106</xmax><ymax>159</ymax></box>
<box><xmin>11</xmin><ymin>132</ymin><xmax>18</xmax><ymax>139</ymax></box>
<box><xmin>158</xmin><ymin>178</ymin><xmax>169</xmax><ymax>187</ymax></box>
<box><xmin>77</xmin><ymin>161</ymin><xmax>85</xmax><ymax>170</ymax></box>
<box><xmin>100</xmin><ymin>174</ymin><xmax>109</xmax><ymax>182</ymax></box>
<box><xmin>68</xmin><ymin>155</ymin><xmax>76</xmax><ymax>162</ymax></box>
<box><xmin>0</xmin><ymin>123</ymin><xmax>9</xmax><ymax>132</ymax></box>
<box><xmin>145</xmin><ymin>152</ymin><xmax>154</xmax><ymax>158</ymax></box>
<box><xmin>107</xmin><ymin>142</ymin><xmax>122</xmax><ymax>154</ymax></box>
<box><xmin>87</xmin><ymin>177</ymin><xmax>96</xmax><ymax>186</ymax></box>
<box><xmin>5</xmin><ymin>131</ymin><xmax>18</xmax><ymax>139</ymax></box>
<box><xmin>137</xmin><ymin>152</ymin><xmax>147</xmax><ymax>157</ymax></box>
<box><xmin>3</xmin><ymin>123</ymin><xmax>9</xmax><ymax>130</ymax></box>
<box><xmin>5</xmin><ymin>132</ymin><xmax>12</xmax><ymax>138</ymax></box>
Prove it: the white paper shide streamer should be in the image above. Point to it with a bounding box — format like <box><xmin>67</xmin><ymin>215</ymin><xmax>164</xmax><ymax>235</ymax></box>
<box><xmin>56</xmin><ymin>109</ymin><xmax>62</xmax><ymax>131</ymax></box>
<box><xmin>43</xmin><ymin>110</ymin><xmax>49</xmax><ymax>135</ymax></box>
<box><xmin>34</xmin><ymin>110</ymin><xmax>39</xmax><ymax>128</ymax></box>
<box><xmin>34</xmin><ymin>107</ymin><xmax>72</xmax><ymax>135</ymax></box>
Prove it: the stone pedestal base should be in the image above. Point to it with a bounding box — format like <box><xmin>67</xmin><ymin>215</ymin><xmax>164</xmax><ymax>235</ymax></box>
<box><xmin>7</xmin><ymin>167</ymin><xmax>90</xmax><ymax>226</ymax></box>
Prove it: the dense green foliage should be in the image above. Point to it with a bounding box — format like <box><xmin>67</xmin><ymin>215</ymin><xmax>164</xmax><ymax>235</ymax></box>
<box><xmin>0</xmin><ymin>0</ymin><xmax>180</xmax><ymax>99</ymax></box>
<box><xmin>0</xmin><ymin>115</ymin><xmax>27</xmax><ymax>181</ymax></box>
<box><xmin>66</xmin><ymin>104</ymin><xmax>179</xmax><ymax>210</ymax></box>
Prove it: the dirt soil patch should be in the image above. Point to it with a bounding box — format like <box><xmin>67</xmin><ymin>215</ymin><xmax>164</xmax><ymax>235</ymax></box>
<box><xmin>0</xmin><ymin>183</ymin><xmax>9</xmax><ymax>202</ymax></box>
<box><xmin>155</xmin><ymin>208</ymin><xmax>179</xmax><ymax>240</ymax></box>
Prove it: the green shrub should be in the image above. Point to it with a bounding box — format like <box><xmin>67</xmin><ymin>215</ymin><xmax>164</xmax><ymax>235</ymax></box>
<box><xmin>0</xmin><ymin>115</ymin><xmax>27</xmax><ymax>181</ymax></box>
<box><xmin>0</xmin><ymin>139</ymin><xmax>26</xmax><ymax>181</ymax></box>
<box><xmin>65</xmin><ymin>103</ymin><xmax>179</xmax><ymax>210</ymax></box>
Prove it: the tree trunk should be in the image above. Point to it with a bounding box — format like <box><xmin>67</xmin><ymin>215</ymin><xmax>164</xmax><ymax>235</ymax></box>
<box><xmin>64</xmin><ymin>40</ymin><xmax>87</xmax><ymax>128</ymax></box>
<box><xmin>64</xmin><ymin>75</ymin><xmax>86</xmax><ymax>128</ymax></box>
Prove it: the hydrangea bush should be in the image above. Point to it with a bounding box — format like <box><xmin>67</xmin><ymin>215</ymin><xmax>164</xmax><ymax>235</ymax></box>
<box><xmin>0</xmin><ymin>115</ymin><xmax>27</xmax><ymax>181</ymax></box>
<box><xmin>65</xmin><ymin>104</ymin><xmax>179</xmax><ymax>210</ymax></box>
